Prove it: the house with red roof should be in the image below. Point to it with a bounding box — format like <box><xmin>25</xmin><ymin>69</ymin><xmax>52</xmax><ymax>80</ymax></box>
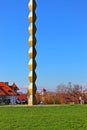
<box><xmin>17</xmin><ymin>93</ymin><xmax>27</xmax><ymax>104</ymax></box>
<box><xmin>0</xmin><ymin>82</ymin><xmax>19</xmax><ymax>104</ymax></box>
<box><xmin>83</xmin><ymin>90</ymin><xmax>87</xmax><ymax>94</ymax></box>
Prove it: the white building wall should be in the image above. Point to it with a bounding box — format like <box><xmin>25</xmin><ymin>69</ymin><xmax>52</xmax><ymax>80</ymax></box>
<box><xmin>6</xmin><ymin>96</ymin><xmax>17</xmax><ymax>104</ymax></box>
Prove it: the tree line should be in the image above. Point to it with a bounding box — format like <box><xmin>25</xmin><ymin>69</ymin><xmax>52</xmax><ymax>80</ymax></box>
<box><xmin>35</xmin><ymin>82</ymin><xmax>87</xmax><ymax>104</ymax></box>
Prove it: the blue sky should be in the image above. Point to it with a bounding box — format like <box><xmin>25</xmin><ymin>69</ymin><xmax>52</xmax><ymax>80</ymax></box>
<box><xmin>0</xmin><ymin>0</ymin><xmax>87</xmax><ymax>91</ymax></box>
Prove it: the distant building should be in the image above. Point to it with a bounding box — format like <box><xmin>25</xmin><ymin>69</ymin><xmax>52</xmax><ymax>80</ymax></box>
<box><xmin>17</xmin><ymin>93</ymin><xmax>27</xmax><ymax>104</ymax></box>
<box><xmin>83</xmin><ymin>90</ymin><xmax>87</xmax><ymax>94</ymax></box>
<box><xmin>40</xmin><ymin>88</ymin><xmax>47</xmax><ymax>104</ymax></box>
<box><xmin>0</xmin><ymin>82</ymin><xmax>19</xmax><ymax>104</ymax></box>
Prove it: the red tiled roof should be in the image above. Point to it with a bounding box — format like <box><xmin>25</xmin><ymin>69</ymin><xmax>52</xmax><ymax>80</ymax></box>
<box><xmin>0</xmin><ymin>89</ymin><xmax>5</xmax><ymax>96</ymax></box>
<box><xmin>11</xmin><ymin>83</ymin><xmax>19</xmax><ymax>90</ymax></box>
<box><xmin>0</xmin><ymin>82</ymin><xmax>17</xmax><ymax>96</ymax></box>
<box><xmin>18</xmin><ymin>93</ymin><xmax>27</xmax><ymax>100</ymax></box>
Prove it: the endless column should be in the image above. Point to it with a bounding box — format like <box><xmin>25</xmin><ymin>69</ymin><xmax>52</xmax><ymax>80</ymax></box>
<box><xmin>28</xmin><ymin>0</ymin><xmax>37</xmax><ymax>105</ymax></box>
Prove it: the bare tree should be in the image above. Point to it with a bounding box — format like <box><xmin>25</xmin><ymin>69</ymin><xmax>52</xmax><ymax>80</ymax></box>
<box><xmin>56</xmin><ymin>83</ymin><xmax>66</xmax><ymax>93</ymax></box>
<box><xmin>66</xmin><ymin>82</ymin><xmax>73</xmax><ymax>93</ymax></box>
<box><xmin>73</xmin><ymin>84</ymin><xmax>81</xmax><ymax>93</ymax></box>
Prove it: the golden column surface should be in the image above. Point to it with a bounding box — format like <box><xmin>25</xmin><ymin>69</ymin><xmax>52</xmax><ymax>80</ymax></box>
<box><xmin>28</xmin><ymin>0</ymin><xmax>37</xmax><ymax>105</ymax></box>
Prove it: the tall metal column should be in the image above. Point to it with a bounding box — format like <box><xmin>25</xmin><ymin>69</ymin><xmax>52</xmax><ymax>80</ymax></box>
<box><xmin>28</xmin><ymin>0</ymin><xmax>37</xmax><ymax>105</ymax></box>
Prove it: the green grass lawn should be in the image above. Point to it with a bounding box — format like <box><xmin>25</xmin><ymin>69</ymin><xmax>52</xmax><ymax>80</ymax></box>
<box><xmin>0</xmin><ymin>105</ymin><xmax>87</xmax><ymax>130</ymax></box>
